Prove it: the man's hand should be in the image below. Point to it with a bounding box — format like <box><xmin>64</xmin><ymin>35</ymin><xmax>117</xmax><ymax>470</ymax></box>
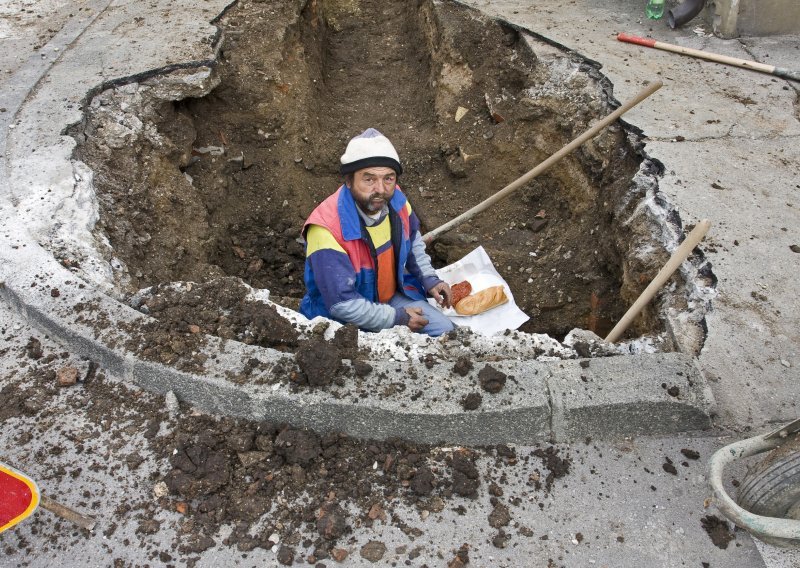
<box><xmin>429</xmin><ymin>282</ymin><xmax>452</xmax><ymax>309</ymax></box>
<box><xmin>404</xmin><ymin>307</ymin><xmax>429</xmax><ymax>332</ymax></box>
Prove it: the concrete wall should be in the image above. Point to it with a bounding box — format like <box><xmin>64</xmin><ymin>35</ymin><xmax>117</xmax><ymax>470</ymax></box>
<box><xmin>706</xmin><ymin>0</ymin><xmax>800</xmax><ymax>38</ymax></box>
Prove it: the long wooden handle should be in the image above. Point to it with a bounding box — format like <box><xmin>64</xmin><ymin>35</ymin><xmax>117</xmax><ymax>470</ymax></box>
<box><xmin>422</xmin><ymin>80</ymin><xmax>663</xmax><ymax>244</ymax></box>
<box><xmin>605</xmin><ymin>219</ymin><xmax>711</xmax><ymax>343</ymax></box>
<box><xmin>617</xmin><ymin>33</ymin><xmax>797</xmax><ymax>79</ymax></box>
<box><xmin>40</xmin><ymin>495</ymin><xmax>97</xmax><ymax>531</ymax></box>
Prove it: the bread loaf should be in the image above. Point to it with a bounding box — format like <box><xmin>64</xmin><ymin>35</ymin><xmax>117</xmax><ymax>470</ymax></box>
<box><xmin>454</xmin><ymin>285</ymin><xmax>508</xmax><ymax>316</ymax></box>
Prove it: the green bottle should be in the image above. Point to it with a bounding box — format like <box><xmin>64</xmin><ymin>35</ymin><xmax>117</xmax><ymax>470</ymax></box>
<box><xmin>646</xmin><ymin>0</ymin><xmax>665</xmax><ymax>19</ymax></box>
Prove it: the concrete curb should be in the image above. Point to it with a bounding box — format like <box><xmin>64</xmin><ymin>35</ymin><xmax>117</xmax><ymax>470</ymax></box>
<box><xmin>0</xmin><ymin>0</ymin><xmax>714</xmax><ymax>446</ymax></box>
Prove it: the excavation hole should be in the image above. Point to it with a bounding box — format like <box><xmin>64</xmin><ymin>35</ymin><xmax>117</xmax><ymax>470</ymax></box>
<box><xmin>72</xmin><ymin>0</ymin><xmax>711</xmax><ymax>352</ymax></box>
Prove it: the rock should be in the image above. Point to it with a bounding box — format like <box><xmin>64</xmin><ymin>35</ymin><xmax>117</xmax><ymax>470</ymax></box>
<box><xmin>295</xmin><ymin>337</ymin><xmax>343</xmax><ymax>387</ymax></box>
<box><xmin>410</xmin><ymin>466</ymin><xmax>435</xmax><ymax>496</ymax></box>
<box><xmin>478</xmin><ymin>365</ymin><xmax>506</xmax><ymax>394</ymax></box>
<box><xmin>352</xmin><ymin>360</ymin><xmax>373</xmax><ymax>377</ymax></box>
<box><xmin>25</xmin><ymin>337</ymin><xmax>43</xmax><ymax>359</ymax></box>
<box><xmin>56</xmin><ymin>366</ymin><xmax>79</xmax><ymax>387</ymax></box>
<box><xmin>237</xmin><ymin>451</ymin><xmax>268</xmax><ymax>468</ymax></box>
<box><xmin>492</xmin><ymin>530</ymin><xmax>510</xmax><ymax>548</ymax></box>
<box><xmin>153</xmin><ymin>481</ymin><xmax>169</xmax><ymax>498</ymax></box>
<box><xmin>681</xmin><ymin>448</ymin><xmax>700</xmax><ymax>460</ymax></box>
<box><xmin>125</xmin><ymin>452</ymin><xmax>144</xmax><ymax>470</ymax></box>
<box><xmin>453</xmin><ymin>356</ymin><xmax>473</xmax><ymax>377</ymax></box>
<box><xmin>188</xmin><ymin>324</ymin><xmax>201</xmax><ymax>334</ymax></box>
<box><xmin>789</xmin><ymin>244</ymin><xmax>800</xmax><ymax>253</ymax></box>
<box><xmin>276</xmin><ymin>545</ymin><xmax>294</xmax><ymax>565</ymax></box>
<box><xmin>488</xmin><ymin>482</ymin><xmax>504</xmax><ymax>497</ymax></box>
<box><xmin>663</xmin><ymin>462</ymin><xmax>678</xmax><ymax>475</ymax></box>
<box><xmin>488</xmin><ymin>503</ymin><xmax>511</xmax><ymax>528</ymax></box>
<box><xmin>446</xmin><ymin>152</ymin><xmax>467</xmax><ymax>178</ymax></box>
<box><xmin>165</xmin><ymin>390</ymin><xmax>180</xmax><ymax>419</ymax></box>
<box><xmin>367</xmin><ymin>503</ymin><xmax>386</xmax><ymax>521</ymax></box>
<box><xmin>275</xmin><ymin>428</ymin><xmax>321</xmax><ymax>466</ymax></box>
<box><xmin>317</xmin><ymin>502</ymin><xmax>348</xmax><ymax>540</ymax></box>
<box><xmin>461</xmin><ymin>392</ymin><xmax>482</xmax><ymax>410</ymax></box>
<box><xmin>530</xmin><ymin>218</ymin><xmax>548</xmax><ymax>233</ymax></box>
<box><xmin>331</xmin><ymin>548</ymin><xmax>348</xmax><ymax>562</ymax></box>
<box><xmin>360</xmin><ymin>541</ymin><xmax>386</xmax><ymax>563</ymax></box>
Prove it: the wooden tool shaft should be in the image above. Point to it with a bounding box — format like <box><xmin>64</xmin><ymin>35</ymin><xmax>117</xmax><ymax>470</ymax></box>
<box><xmin>604</xmin><ymin>219</ymin><xmax>711</xmax><ymax>343</ymax></box>
<box><xmin>422</xmin><ymin>80</ymin><xmax>663</xmax><ymax>243</ymax></box>
<box><xmin>40</xmin><ymin>495</ymin><xmax>96</xmax><ymax>531</ymax></box>
<box><xmin>617</xmin><ymin>33</ymin><xmax>775</xmax><ymax>73</ymax></box>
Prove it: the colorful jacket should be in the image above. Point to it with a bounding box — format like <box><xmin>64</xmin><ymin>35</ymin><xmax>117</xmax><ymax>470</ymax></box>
<box><xmin>300</xmin><ymin>185</ymin><xmax>441</xmax><ymax>331</ymax></box>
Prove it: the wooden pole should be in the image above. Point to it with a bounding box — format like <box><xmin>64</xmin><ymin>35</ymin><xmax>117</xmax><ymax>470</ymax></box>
<box><xmin>604</xmin><ymin>219</ymin><xmax>711</xmax><ymax>343</ymax></box>
<box><xmin>39</xmin><ymin>495</ymin><xmax>97</xmax><ymax>531</ymax></box>
<box><xmin>617</xmin><ymin>33</ymin><xmax>800</xmax><ymax>82</ymax></box>
<box><xmin>422</xmin><ymin>80</ymin><xmax>663</xmax><ymax>244</ymax></box>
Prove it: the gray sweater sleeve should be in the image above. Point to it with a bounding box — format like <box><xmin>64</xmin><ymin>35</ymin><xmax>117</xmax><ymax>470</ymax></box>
<box><xmin>330</xmin><ymin>299</ymin><xmax>408</xmax><ymax>331</ymax></box>
<box><xmin>410</xmin><ymin>232</ymin><xmax>444</xmax><ymax>292</ymax></box>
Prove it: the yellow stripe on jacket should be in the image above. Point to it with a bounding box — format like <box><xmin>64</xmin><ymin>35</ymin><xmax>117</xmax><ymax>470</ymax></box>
<box><xmin>305</xmin><ymin>225</ymin><xmax>346</xmax><ymax>256</ymax></box>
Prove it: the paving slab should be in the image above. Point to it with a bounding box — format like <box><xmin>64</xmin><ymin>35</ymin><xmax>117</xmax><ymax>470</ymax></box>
<box><xmin>550</xmin><ymin>353</ymin><xmax>713</xmax><ymax>442</ymax></box>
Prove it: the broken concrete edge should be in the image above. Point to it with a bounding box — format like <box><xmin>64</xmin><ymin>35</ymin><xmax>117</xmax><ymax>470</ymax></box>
<box><xmin>0</xmin><ymin>242</ymin><xmax>713</xmax><ymax>445</ymax></box>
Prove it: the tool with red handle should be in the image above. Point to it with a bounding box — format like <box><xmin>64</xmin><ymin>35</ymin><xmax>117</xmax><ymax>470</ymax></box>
<box><xmin>617</xmin><ymin>33</ymin><xmax>800</xmax><ymax>82</ymax></box>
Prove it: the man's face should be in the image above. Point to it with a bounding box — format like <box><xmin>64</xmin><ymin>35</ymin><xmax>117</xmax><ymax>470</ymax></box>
<box><xmin>349</xmin><ymin>167</ymin><xmax>397</xmax><ymax>214</ymax></box>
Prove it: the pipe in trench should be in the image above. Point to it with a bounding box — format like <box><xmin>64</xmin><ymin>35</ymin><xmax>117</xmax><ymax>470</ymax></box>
<box><xmin>668</xmin><ymin>0</ymin><xmax>707</xmax><ymax>29</ymax></box>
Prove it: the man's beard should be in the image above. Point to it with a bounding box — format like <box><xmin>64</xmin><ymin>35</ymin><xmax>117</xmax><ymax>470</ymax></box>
<box><xmin>355</xmin><ymin>191</ymin><xmax>392</xmax><ymax>214</ymax></box>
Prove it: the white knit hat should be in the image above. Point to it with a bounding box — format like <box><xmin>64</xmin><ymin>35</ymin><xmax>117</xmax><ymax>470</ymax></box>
<box><xmin>340</xmin><ymin>128</ymin><xmax>403</xmax><ymax>175</ymax></box>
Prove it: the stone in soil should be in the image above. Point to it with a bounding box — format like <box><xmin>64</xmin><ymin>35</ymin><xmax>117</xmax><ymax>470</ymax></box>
<box><xmin>532</xmin><ymin>446</ymin><xmax>571</xmax><ymax>492</ymax></box>
<box><xmin>56</xmin><ymin>366</ymin><xmax>79</xmax><ymax>386</ymax></box>
<box><xmin>360</xmin><ymin>540</ymin><xmax>387</xmax><ymax>562</ymax></box>
<box><xmin>295</xmin><ymin>337</ymin><xmax>343</xmax><ymax>387</ymax></box>
<box><xmin>478</xmin><ymin>365</ymin><xmax>506</xmax><ymax>393</ymax></box>
<box><xmin>410</xmin><ymin>466</ymin><xmax>435</xmax><ymax>496</ymax></box>
<box><xmin>461</xmin><ymin>392</ymin><xmax>482</xmax><ymax>410</ymax></box>
<box><xmin>276</xmin><ymin>545</ymin><xmax>295</xmax><ymax>565</ymax></box>
<box><xmin>275</xmin><ymin>427</ymin><xmax>321</xmax><ymax>465</ymax></box>
<box><xmin>488</xmin><ymin>503</ymin><xmax>511</xmax><ymax>528</ymax></box>
<box><xmin>681</xmin><ymin>448</ymin><xmax>700</xmax><ymax>460</ymax></box>
<box><xmin>450</xmin><ymin>449</ymin><xmax>480</xmax><ymax>498</ymax></box>
<box><xmin>317</xmin><ymin>502</ymin><xmax>348</xmax><ymax>541</ymax></box>
<box><xmin>453</xmin><ymin>356</ymin><xmax>473</xmax><ymax>377</ymax></box>
<box><xmin>701</xmin><ymin>515</ymin><xmax>734</xmax><ymax>549</ymax></box>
